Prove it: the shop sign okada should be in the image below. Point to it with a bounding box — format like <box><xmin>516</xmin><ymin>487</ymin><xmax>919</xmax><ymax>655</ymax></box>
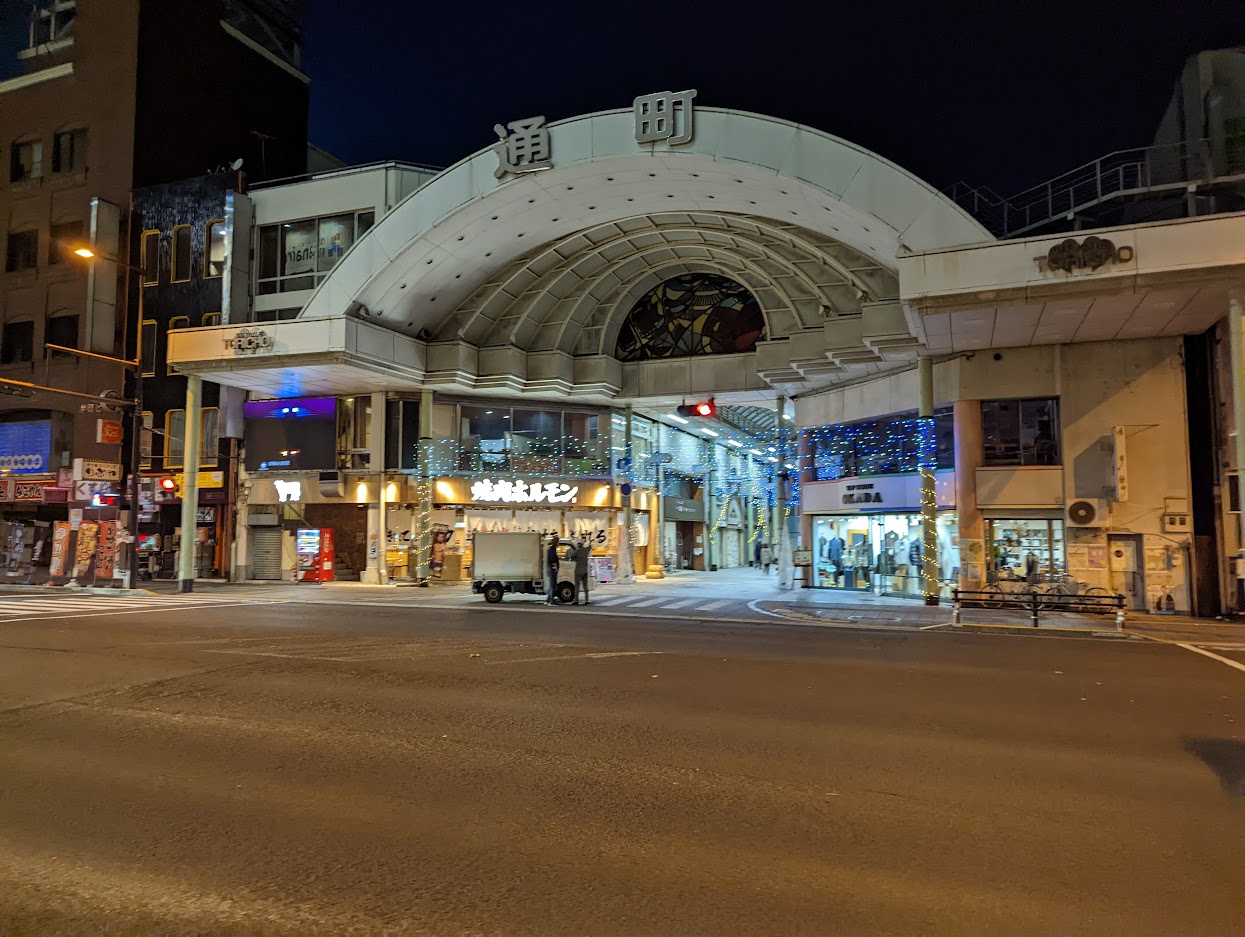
<box><xmin>801</xmin><ymin>471</ymin><xmax>957</xmax><ymax>514</ymax></box>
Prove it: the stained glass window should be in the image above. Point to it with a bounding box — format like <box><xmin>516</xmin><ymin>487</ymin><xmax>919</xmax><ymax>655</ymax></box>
<box><xmin>615</xmin><ymin>273</ymin><xmax>765</xmax><ymax>361</ymax></box>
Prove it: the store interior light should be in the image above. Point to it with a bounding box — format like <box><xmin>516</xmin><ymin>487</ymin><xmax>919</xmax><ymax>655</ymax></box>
<box><xmin>782</xmin><ymin>413</ymin><xmax>792</xmax><ymax>421</ymax></box>
<box><xmin>767</xmin><ymin>457</ymin><xmax>778</xmax><ymax>463</ymax></box>
<box><xmin>700</xmin><ymin>428</ymin><xmax>719</xmax><ymax>437</ymax></box>
<box><xmin>784</xmin><ymin>463</ymin><xmax>796</xmax><ymax>469</ymax></box>
<box><xmin>668</xmin><ymin>414</ymin><xmax>688</xmax><ymax>425</ymax></box>
<box><xmin>749</xmin><ymin>449</ymin><xmax>764</xmax><ymax>456</ymax></box>
<box><xmin>727</xmin><ymin>440</ymin><xmax>744</xmax><ymax>447</ymax></box>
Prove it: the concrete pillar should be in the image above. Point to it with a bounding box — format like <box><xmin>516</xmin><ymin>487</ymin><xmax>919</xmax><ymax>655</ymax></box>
<box><xmin>799</xmin><ymin>430</ymin><xmax>813</xmax><ymax>587</ymax></box>
<box><xmin>773</xmin><ymin>395</ymin><xmax>785</xmax><ymax>558</ymax></box>
<box><xmin>704</xmin><ymin>448</ymin><xmax>715</xmax><ymax>571</ymax></box>
<box><xmin>177</xmin><ymin>375</ymin><xmax>202</xmax><ymax>593</ymax></box>
<box><xmin>623</xmin><ymin>404</ymin><xmax>633</xmax><ymax>570</ymax></box>
<box><xmin>918</xmin><ymin>358</ymin><xmax>939</xmax><ymax>605</ymax></box>
<box><xmin>1230</xmin><ymin>294</ymin><xmax>1245</xmax><ymax>560</ymax></box>
<box><xmin>416</xmin><ymin>388</ymin><xmax>433</xmax><ymax>581</ymax></box>
<box><xmin>362</xmin><ymin>392</ymin><xmax>388</xmax><ymax>584</ymax></box>
<box><xmin>953</xmin><ymin>398</ymin><xmax>985</xmax><ymax>593</ymax></box>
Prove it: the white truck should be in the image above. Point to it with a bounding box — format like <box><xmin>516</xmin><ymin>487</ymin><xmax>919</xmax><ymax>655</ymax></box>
<box><xmin>471</xmin><ymin>531</ymin><xmax>574</xmax><ymax>604</ymax></box>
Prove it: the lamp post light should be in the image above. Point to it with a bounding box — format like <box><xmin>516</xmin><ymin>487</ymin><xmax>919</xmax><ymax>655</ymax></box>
<box><xmin>68</xmin><ymin>244</ymin><xmax>146</xmax><ymax>589</ymax></box>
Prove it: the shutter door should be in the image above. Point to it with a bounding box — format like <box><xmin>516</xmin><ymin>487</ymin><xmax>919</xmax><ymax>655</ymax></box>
<box><xmin>250</xmin><ymin>528</ymin><xmax>283</xmax><ymax>580</ymax></box>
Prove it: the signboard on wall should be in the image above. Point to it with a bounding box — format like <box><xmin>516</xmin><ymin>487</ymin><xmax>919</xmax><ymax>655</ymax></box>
<box><xmin>283</xmin><ymin>222</ymin><xmax>317</xmax><ymax>275</ymax></box>
<box><xmin>14</xmin><ymin>481</ymin><xmax>51</xmax><ymax>502</ymax></box>
<box><xmin>1113</xmin><ymin>425</ymin><xmax>1128</xmax><ymax>503</ymax></box>
<box><xmin>663</xmin><ymin>496</ymin><xmax>703</xmax><ymax>519</ymax></box>
<box><xmin>0</xmin><ymin>421</ymin><xmax>52</xmax><ymax>475</ymax></box>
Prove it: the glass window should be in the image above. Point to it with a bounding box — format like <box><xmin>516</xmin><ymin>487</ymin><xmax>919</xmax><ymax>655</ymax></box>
<box><xmin>171</xmin><ymin>224</ymin><xmax>191</xmax><ymax>282</ymax></box>
<box><xmin>563</xmin><ymin>412</ymin><xmax>604</xmax><ymax>473</ymax></box>
<box><xmin>281</xmin><ymin>219</ymin><xmax>317</xmax><ymax>289</ymax></box>
<box><xmin>165</xmin><ymin>410</ymin><xmax>186</xmax><ymax>469</ymax></box>
<box><xmin>200</xmin><ymin>407</ymin><xmax>219</xmax><ymax>466</ymax></box>
<box><xmin>140</xmin><ymin>230</ymin><xmax>160</xmax><ymax>286</ymax></box>
<box><xmin>51</xmin><ymin>129</ymin><xmax>86</xmax><ymax>173</ymax></box>
<box><xmin>46</xmin><ymin>315</ymin><xmax>78</xmax><ymax>352</ymax></box>
<box><xmin>1</xmin><ymin>321</ymin><xmax>34</xmax><ymax>364</ymax></box>
<box><xmin>255</xmin><ymin>308</ymin><xmax>300</xmax><ymax>322</ymax></box>
<box><xmin>10</xmin><ymin>140</ymin><xmax>42</xmax><ymax>182</ymax></box>
<box><xmin>987</xmin><ymin>519</ymin><xmax>1066</xmax><ymax>583</ymax></box>
<box><xmin>318</xmin><ymin>213</ymin><xmax>354</xmax><ymax>272</ymax></box>
<box><xmin>140</xmin><ymin>411</ymin><xmax>153</xmax><ymax>468</ymax></box>
<box><xmin>5</xmin><ymin>230</ymin><xmax>38</xmax><ymax>272</ymax></box>
<box><xmin>982</xmin><ymin>398</ymin><xmax>1060</xmax><ymax>466</ymax></box>
<box><xmin>459</xmin><ymin>405</ymin><xmax>511</xmax><ymax>472</ymax></box>
<box><xmin>806</xmin><ymin>408</ymin><xmax>955</xmax><ymax>482</ymax></box>
<box><xmin>205</xmin><ymin>219</ymin><xmax>226</xmax><ymax>278</ymax></box>
<box><xmin>48</xmin><ymin>220</ymin><xmax>83</xmax><ymax>264</ymax></box>
<box><xmin>357</xmin><ymin>210</ymin><xmax>376</xmax><ymax>234</ymax></box>
<box><xmin>140</xmin><ymin>320</ymin><xmax>158</xmax><ymax>376</ymax></box>
<box><xmin>257</xmin><ymin>225</ymin><xmax>279</xmax><ymax>293</ymax></box>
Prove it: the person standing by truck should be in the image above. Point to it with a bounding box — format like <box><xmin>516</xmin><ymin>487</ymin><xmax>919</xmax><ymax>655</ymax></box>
<box><xmin>546</xmin><ymin>535</ymin><xmax>562</xmax><ymax>605</ymax></box>
<box><xmin>571</xmin><ymin>536</ymin><xmax>591</xmax><ymax>605</ymax></box>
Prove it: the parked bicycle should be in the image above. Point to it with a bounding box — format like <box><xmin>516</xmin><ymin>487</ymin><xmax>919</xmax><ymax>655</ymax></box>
<box><xmin>980</xmin><ymin>576</ymin><xmax>1040</xmax><ymax>608</ymax></box>
<box><xmin>1035</xmin><ymin>577</ymin><xmax>1112</xmax><ymax>611</ymax></box>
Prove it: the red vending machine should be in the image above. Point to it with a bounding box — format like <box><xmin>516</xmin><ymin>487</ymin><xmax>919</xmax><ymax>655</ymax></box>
<box><xmin>295</xmin><ymin>528</ymin><xmax>335</xmax><ymax>583</ymax></box>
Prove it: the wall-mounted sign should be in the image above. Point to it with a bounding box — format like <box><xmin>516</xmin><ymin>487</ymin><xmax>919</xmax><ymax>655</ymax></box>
<box><xmin>224</xmin><ymin>328</ymin><xmax>274</xmax><ymax>355</ymax></box>
<box><xmin>73</xmin><ymin>480</ymin><xmax>112</xmax><ymax>502</ymax></box>
<box><xmin>0</xmin><ymin>421</ymin><xmax>52</xmax><ymax>474</ymax></box>
<box><xmin>634</xmin><ymin>89</ymin><xmax>697</xmax><ymax>145</ymax></box>
<box><xmin>42</xmin><ymin>487</ymin><xmax>69</xmax><ymax>504</ymax></box>
<box><xmin>1035</xmin><ymin>236</ymin><xmax>1135</xmax><ymax>274</ymax></box>
<box><xmin>96</xmin><ymin>419</ymin><xmax>124</xmax><ymax>445</ymax></box>
<box><xmin>493</xmin><ymin>116</ymin><xmax>552</xmax><ymax>179</ymax></box>
<box><xmin>801</xmin><ymin>471</ymin><xmax>958</xmax><ymax>515</ymax></box>
<box><xmin>725</xmin><ymin>500</ymin><xmax>744</xmax><ymax>527</ymax></box>
<box><xmin>792</xmin><ymin>549</ymin><xmax>812</xmax><ymax>567</ymax></box>
<box><xmin>196</xmin><ymin>507</ymin><xmax>216</xmax><ymax>524</ymax></box>
<box><xmin>664</xmin><ymin>496</ymin><xmax>703</xmax><ymax>518</ymax></box>
<box><xmin>74</xmin><ymin>458</ymin><xmax>122</xmax><ymax>482</ymax></box>
<box><xmin>57</xmin><ymin>468</ymin><xmax>74</xmax><ymax>489</ymax></box>
<box><xmin>174</xmin><ymin>470</ymin><xmax>225</xmax><ymax>490</ymax></box>
<box><xmin>1113</xmin><ymin>425</ymin><xmax>1128</xmax><ymax>503</ymax></box>
<box><xmin>14</xmin><ymin>481</ymin><xmax>51</xmax><ymax>502</ymax></box>
<box><xmin>842</xmin><ymin>482</ymin><xmax>883</xmax><ymax>505</ymax></box>
<box><xmin>469</xmin><ymin>478</ymin><xmax>578</xmax><ymax>504</ymax></box>
<box><xmin>274</xmin><ymin>479</ymin><xmax>302</xmax><ymax>502</ymax></box>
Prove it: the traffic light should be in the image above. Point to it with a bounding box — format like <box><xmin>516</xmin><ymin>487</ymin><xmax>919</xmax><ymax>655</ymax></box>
<box><xmin>158</xmin><ymin>477</ymin><xmax>176</xmax><ymax>493</ymax></box>
<box><xmin>676</xmin><ymin>398</ymin><xmax>715</xmax><ymax>418</ymax></box>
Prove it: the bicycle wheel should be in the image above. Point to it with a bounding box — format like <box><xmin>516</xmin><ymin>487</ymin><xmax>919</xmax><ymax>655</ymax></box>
<box><xmin>1079</xmin><ymin>586</ymin><xmax>1112</xmax><ymax>613</ymax></box>
<box><xmin>982</xmin><ymin>584</ymin><xmax>1006</xmax><ymax>609</ymax></box>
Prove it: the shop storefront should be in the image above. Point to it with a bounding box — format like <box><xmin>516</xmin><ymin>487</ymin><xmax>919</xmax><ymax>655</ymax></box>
<box><xmin>716</xmin><ymin>499</ymin><xmax>745</xmax><ymax>569</ymax></box>
<box><xmin>663</xmin><ymin>495</ymin><xmax>705</xmax><ymax>571</ymax></box>
<box><xmin>802</xmin><ymin>471</ymin><xmax>958</xmax><ymax>599</ymax></box>
<box><xmin>138</xmin><ymin>471</ymin><xmax>231</xmax><ymax>579</ymax></box>
<box><xmin>985</xmin><ymin>517</ymin><xmax>1066</xmax><ymax>584</ymax></box>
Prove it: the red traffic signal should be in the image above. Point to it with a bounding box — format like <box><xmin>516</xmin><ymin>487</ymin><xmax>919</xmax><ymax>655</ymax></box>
<box><xmin>159</xmin><ymin>477</ymin><xmax>176</xmax><ymax>492</ymax></box>
<box><xmin>677</xmin><ymin>398</ymin><xmax>716</xmax><ymax>418</ymax></box>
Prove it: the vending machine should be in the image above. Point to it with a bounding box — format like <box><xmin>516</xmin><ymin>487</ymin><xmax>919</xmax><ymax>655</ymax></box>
<box><xmin>295</xmin><ymin>528</ymin><xmax>335</xmax><ymax>583</ymax></box>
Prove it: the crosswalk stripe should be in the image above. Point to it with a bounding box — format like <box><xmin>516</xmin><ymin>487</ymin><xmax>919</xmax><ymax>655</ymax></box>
<box><xmin>659</xmin><ymin>599</ymin><xmax>696</xmax><ymax>609</ymax></box>
<box><xmin>696</xmin><ymin>599</ymin><xmax>732</xmax><ymax>611</ymax></box>
<box><xmin>592</xmin><ymin>596</ymin><xmax>637</xmax><ymax>606</ymax></box>
<box><xmin>626</xmin><ymin>597</ymin><xmax>668</xmax><ymax>608</ymax></box>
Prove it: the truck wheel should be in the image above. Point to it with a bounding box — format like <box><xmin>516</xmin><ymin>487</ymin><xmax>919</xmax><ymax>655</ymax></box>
<box><xmin>483</xmin><ymin>582</ymin><xmax>504</xmax><ymax>604</ymax></box>
<box><xmin>557</xmin><ymin>580</ymin><xmax>576</xmax><ymax>604</ymax></box>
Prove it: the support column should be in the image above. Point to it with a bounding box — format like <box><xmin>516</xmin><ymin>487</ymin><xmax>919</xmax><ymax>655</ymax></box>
<box><xmin>177</xmin><ymin>375</ymin><xmax>202</xmax><ymax>593</ymax></box>
<box><xmin>704</xmin><ymin>448</ymin><xmax>715</xmax><ymax>572</ymax></box>
<box><xmin>953</xmin><ymin>398</ymin><xmax>985</xmax><ymax>594</ymax></box>
<box><xmin>798</xmin><ymin>431</ymin><xmax>813</xmax><ymax>587</ymax></box>
<box><xmin>1230</xmin><ymin>295</ymin><xmax>1245</xmax><ymax>563</ymax></box>
<box><xmin>416</xmin><ymin>389</ymin><xmax>433</xmax><ymax>582</ymax></box>
<box><xmin>362</xmin><ymin>392</ymin><xmax>388</xmax><ymax>585</ymax></box>
<box><xmin>918</xmin><ymin>358</ymin><xmax>940</xmax><ymax>606</ymax></box>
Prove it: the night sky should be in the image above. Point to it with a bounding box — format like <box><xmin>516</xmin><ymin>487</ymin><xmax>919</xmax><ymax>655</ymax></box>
<box><xmin>1</xmin><ymin>1</ymin><xmax>1241</xmax><ymax>193</ymax></box>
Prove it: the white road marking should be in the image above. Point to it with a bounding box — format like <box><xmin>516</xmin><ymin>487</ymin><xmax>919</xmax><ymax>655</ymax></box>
<box><xmin>1175</xmin><ymin>642</ymin><xmax>1245</xmax><ymax>674</ymax></box>
<box><xmin>627</xmin><ymin>597</ymin><xmax>669</xmax><ymax>608</ymax></box>
<box><xmin>486</xmin><ymin>650</ymin><xmax>661</xmax><ymax>666</ymax></box>
<box><xmin>746</xmin><ymin>599</ymin><xmax>786</xmax><ymax>619</ymax></box>
<box><xmin>592</xmin><ymin>596</ymin><xmax>637</xmax><ymax>606</ymax></box>
<box><xmin>659</xmin><ymin>599</ymin><xmax>696</xmax><ymax>609</ymax></box>
<box><xmin>696</xmin><ymin>599</ymin><xmax>732</xmax><ymax>611</ymax></box>
<box><xmin>0</xmin><ymin>598</ymin><xmax>293</xmax><ymax>623</ymax></box>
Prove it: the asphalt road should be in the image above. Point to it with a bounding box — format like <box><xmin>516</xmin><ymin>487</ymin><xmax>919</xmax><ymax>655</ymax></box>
<box><xmin>0</xmin><ymin>596</ymin><xmax>1242</xmax><ymax>936</ymax></box>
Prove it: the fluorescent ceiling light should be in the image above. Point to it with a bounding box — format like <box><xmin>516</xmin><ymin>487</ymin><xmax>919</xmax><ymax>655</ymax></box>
<box><xmin>784</xmin><ymin>463</ymin><xmax>796</xmax><ymax>469</ymax></box>
<box><xmin>727</xmin><ymin>440</ymin><xmax>743</xmax><ymax>447</ymax></box>
<box><xmin>668</xmin><ymin>414</ymin><xmax>688</xmax><ymax>424</ymax></box>
<box><xmin>767</xmin><ymin>457</ymin><xmax>778</xmax><ymax>463</ymax></box>
<box><xmin>700</xmin><ymin>428</ymin><xmax>719</xmax><ymax>437</ymax></box>
<box><xmin>782</xmin><ymin>413</ymin><xmax>792</xmax><ymax>421</ymax></box>
<box><xmin>749</xmin><ymin>449</ymin><xmax>764</xmax><ymax>456</ymax></box>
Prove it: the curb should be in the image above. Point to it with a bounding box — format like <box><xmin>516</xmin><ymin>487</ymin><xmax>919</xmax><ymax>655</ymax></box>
<box><xmin>0</xmin><ymin>583</ymin><xmax>157</xmax><ymax>597</ymax></box>
<box><xmin>953</xmin><ymin>622</ymin><xmax>1141</xmax><ymax>640</ymax></box>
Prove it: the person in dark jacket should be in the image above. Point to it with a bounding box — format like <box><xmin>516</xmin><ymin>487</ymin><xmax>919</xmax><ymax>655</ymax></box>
<box><xmin>546</xmin><ymin>536</ymin><xmax>561</xmax><ymax>605</ymax></box>
<box><xmin>571</xmin><ymin>537</ymin><xmax>591</xmax><ymax>605</ymax></box>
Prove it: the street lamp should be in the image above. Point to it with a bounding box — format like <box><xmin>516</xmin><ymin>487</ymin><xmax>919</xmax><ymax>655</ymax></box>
<box><xmin>66</xmin><ymin>243</ymin><xmax>146</xmax><ymax>588</ymax></box>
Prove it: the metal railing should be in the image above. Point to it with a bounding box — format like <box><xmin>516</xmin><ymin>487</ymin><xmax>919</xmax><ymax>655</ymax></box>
<box><xmin>952</xmin><ymin>588</ymin><xmax>1126</xmax><ymax>630</ymax></box>
<box><xmin>948</xmin><ymin>140</ymin><xmax>1216</xmax><ymax>238</ymax></box>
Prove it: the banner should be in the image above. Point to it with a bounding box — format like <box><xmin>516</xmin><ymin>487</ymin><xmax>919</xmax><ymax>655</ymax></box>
<box><xmin>5</xmin><ymin>524</ymin><xmax>23</xmax><ymax>575</ymax></box>
<box><xmin>48</xmin><ymin>521</ymin><xmax>71</xmax><ymax>577</ymax></box>
<box><xmin>429</xmin><ymin>523</ymin><xmax>453</xmax><ymax>579</ymax></box>
<box><xmin>72</xmin><ymin>521</ymin><xmax>99</xmax><ymax>580</ymax></box>
<box><xmin>95</xmin><ymin>521</ymin><xmax>117</xmax><ymax>581</ymax></box>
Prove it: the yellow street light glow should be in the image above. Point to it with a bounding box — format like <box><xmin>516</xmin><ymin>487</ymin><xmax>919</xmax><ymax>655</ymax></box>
<box><xmin>73</xmin><ymin>248</ymin><xmax>95</xmax><ymax>258</ymax></box>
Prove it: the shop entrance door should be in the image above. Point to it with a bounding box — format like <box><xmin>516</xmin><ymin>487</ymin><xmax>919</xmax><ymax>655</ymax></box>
<box><xmin>724</xmin><ymin>530</ymin><xmax>740</xmax><ymax>568</ymax></box>
<box><xmin>1108</xmin><ymin>534</ymin><xmax>1145</xmax><ymax>610</ymax></box>
<box><xmin>250</xmin><ymin>527</ymin><xmax>283</xmax><ymax>580</ymax></box>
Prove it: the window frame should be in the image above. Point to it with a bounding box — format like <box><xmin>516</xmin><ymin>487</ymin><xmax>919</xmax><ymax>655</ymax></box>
<box><xmin>168</xmin><ymin>316</ymin><xmax>190</xmax><ymax>331</ymax></box>
<box><xmin>10</xmin><ymin>139</ymin><xmax>43</xmax><ymax>183</ymax></box>
<box><xmin>140</xmin><ymin>319</ymin><xmax>158</xmax><ymax>377</ymax></box>
<box><xmin>202</xmin><ymin>312</ymin><xmax>221</xmax><ymax>327</ymax></box>
<box><xmin>170</xmin><ymin>224</ymin><xmax>192</xmax><ymax>283</ymax></box>
<box><xmin>204</xmin><ymin>218</ymin><xmax>226</xmax><ymax>279</ymax></box>
<box><xmin>0</xmin><ymin>320</ymin><xmax>35</xmax><ymax>364</ymax></box>
<box><xmin>51</xmin><ymin>128</ymin><xmax>86</xmax><ymax>174</ymax></box>
<box><xmin>256</xmin><ymin>209</ymin><xmax>374</xmax><ymax>295</ymax></box>
<box><xmin>5</xmin><ymin>229</ymin><xmax>39</xmax><ymax>273</ymax></box>
<box><xmin>200</xmin><ymin>407</ymin><xmax>220</xmax><ymax>467</ymax></box>
<box><xmin>164</xmin><ymin>409</ymin><xmax>186</xmax><ymax>469</ymax></box>
<box><xmin>140</xmin><ymin>229</ymin><xmax>160</xmax><ymax>287</ymax></box>
<box><xmin>48</xmin><ymin>219</ymin><xmax>83</xmax><ymax>265</ymax></box>
<box><xmin>45</xmin><ymin>314</ymin><xmax>79</xmax><ymax>356</ymax></box>
<box><xmin>980</xmin><ymin>397</ymin><xmax>1062</xmax><ymax>467</ymax></box>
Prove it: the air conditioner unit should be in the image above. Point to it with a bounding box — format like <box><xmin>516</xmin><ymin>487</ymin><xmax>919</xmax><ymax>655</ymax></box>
<box><xmin>318</xmin><ymin>470</ymin><xmax>344</xmax><ymax>498</ymax></box>
<box><xmin>1066</xmin><ymin>498</ymin><xmax>1109</xmax><ymax>527</ymax></box>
